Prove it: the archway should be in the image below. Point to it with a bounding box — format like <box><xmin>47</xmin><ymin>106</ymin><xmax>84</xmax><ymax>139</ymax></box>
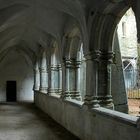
<box><xmin>117</xmin><ymin>8</ymin><xmax>140</xmax><ymax>115</ymax></box>
<box><xmin>0</xmin><ymin>47</ymin><xmax>34</xmax><ymax>102</ymax></box>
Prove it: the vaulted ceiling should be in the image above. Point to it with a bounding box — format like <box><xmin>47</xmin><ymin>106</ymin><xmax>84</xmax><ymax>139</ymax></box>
<box><xmin>0</xmin><ymin>0</ymin><xmax>138</xmax><ymax>65</ymax></box>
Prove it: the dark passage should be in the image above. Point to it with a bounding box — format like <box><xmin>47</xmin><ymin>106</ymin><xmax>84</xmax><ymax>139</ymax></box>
<box><xmin>6</xmin><ymin>81</ymin><xmax>17</xmax><ymax>102</ymax></box>
<box><xmin>0</xmin><ymin>103</ymin><xmax>79</xmax><ymax>140</ymax></box>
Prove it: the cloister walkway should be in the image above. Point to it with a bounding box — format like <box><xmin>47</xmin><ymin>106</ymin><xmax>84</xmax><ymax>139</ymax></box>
<box><xmin>0</xmin><ymin>102</ymin><xmax>79</xmax><ymax>140</ymax></box>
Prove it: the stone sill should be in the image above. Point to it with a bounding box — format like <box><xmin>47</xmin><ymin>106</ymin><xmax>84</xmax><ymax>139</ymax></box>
<box><xmin>92</xmin><ymin>107</ymin><xmax>140</xmax><ymax>128</ymax></box>
<box><xmin>35</xmin><ymin>91</ymin><xmax>140</xmax><ymax>128</ymax></box>
<box><xmin>64</xmin><ymin>98</ymin><xmax>84</xmax><ymax>107</ymax></box>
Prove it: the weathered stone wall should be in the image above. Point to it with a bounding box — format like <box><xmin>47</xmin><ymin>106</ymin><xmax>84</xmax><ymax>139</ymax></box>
<box><xmin>117</xmin><ymin>8</ymin><xmax>137</xmax><ymax>59</ymax></box>
<box><xmin>34</xmin><ymin>92</ymin><xmax>140</xmax><ymax>140</ymax></box>
<box><xmin>0</xmin><ymin>49</ymin><xmax>34</xmax><ymax>101</ymax></box>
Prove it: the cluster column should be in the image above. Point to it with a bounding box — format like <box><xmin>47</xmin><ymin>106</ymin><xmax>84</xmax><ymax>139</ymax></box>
<box><xmin>75</xmin><ymin>60</ymin><xmax>81</xmax><ymax>99</ymax></box>
<box><xmin>70</xmin><ymin>60</ymin><xmax>82</xmax><ymax>100</ymax></box>
<box><xmin>84</xmin><ymin>51</ymin><xmax>100</xmax><ymax>108</ymax></box>
<box><xmin>39</xmin><ymin>52</ymin><xmax>48</xmax><ymax>93</ymax></box>
<box><xmin>61</xmin><ymin>59</ymin><xmax>81</xmax><ymax>100</ymax></box>
<box><xmin>33</xmin><ymin>62</ymin><xmax>40</xmax><ymax>91</ymax></box>
<box><xmin>98</xmin><ymin>51</ymin><xmax>114</xmax><ymax>109</ymax></box>
<box><xmin>48</xmin><ymin>64</ymin><xmax>62</xmax><ymax>96</ymax></box>
<box><xmin>61</xmin><ymin>59</ymin><xmax>69</xmax><ymax>99</ymax></box>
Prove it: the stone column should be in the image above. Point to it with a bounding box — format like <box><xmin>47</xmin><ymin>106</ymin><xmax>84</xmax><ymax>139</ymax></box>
<box><xmin>98</xmin><ymin>51</ymin><xmax>114</xmax><ymax>109</ymax></box>
<box><xmin>61</xmin><ymin>59</ymin><xmax>81</xmax><ymax>100</ymax></box>
<box><xmin>80</xmin><ymin>57</ymin><xmax>86</xmax><ymax>101</ymax></box>
<box><xmin>62</xmin><ymin>59</ymin><xmax>71</xmax><ymax>99</ymax></box>
<box><xmin>58</xmin><ymin>65</ymin><xmax>62</xmax><ymax>94</ymax></box>
<box><xmin>48</xmin><ymin>64</ymin><xmax>62</xmax><ymax>96</ymax></box>
<box><xmin>69</xmin><ymin>59</ymin><xmax>82</xmax><ymax>100</ymax></box>
<box><xmin>84</xmin><ymin>51</ymin><xmax>100</xmax><ymax>108</ymax></box>
<box><xmin>33</xmin><ymin>62</ymin><xmax>40</xmax><ymax>91</ymax></box>
<box><xmin>39</xmin><ymin>68</ymin><xmax>47</xmax><ymax>93</ymax></box>
<box><xmin>61</xmin><ymin>60</ymin><xmax>67</xmax><ymax>99</ymax></box>
<box><xmin>68</xmin><ymin>61</ymin><xmax>81</xmax><ymax>100</ymax></box>
<box><xmin>107</xmin><ymin>51</ymin><xmax>114</xmax><ymax>108</ymax></box>
<box><xmin>75</xmin><ymin>61</ymin><xmax>81</xmax><ymax>98</ymax></box>
<box><xmin>39</xmin><ymin>52</ymin><xmax>48</xmax><ymax>93</ymax></box>
<box><xmin>75</xmin><ymin>51</ymin><xmax>82</xmax><ymax>99</ymax></box>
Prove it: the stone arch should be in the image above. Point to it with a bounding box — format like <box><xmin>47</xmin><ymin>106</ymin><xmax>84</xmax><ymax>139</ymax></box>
<box><xmin>0</xmin><ymin>45</ymin><xmax>36</xmax><ymax>69</ymax></box>
<box><xmin>50</xmin><ymin>41</ymin><xmax>61</xmax><ymax>65</ymax></box>
<box><xmin>83</xmin><ymin>1</ymin><xmax>131</xmax><ymax>109</ymax></box>
<box><xmin>63</xmin><ymin>27</ymin><xmax>82</xmax><ymax>59</ymax></box>
<box><xmin>0</xmin><ymin>46</ymin><xmax>35</xmax><ymax>101</ymax></box>
<box><xmin>96</xmin><ymin>2</ymin><xmax>138</xmax><ymax>110</ymax></box>
<box><xmin>61</xmin><ymin>27</ymin><xmax>86</xmax><ymax>101</ymax></box>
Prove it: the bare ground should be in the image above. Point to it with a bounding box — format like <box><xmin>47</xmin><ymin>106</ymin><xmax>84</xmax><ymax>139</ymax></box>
<box><xmin>128</xmin><ymin>99</ymin><xmax>140</xmax><ymax>116</ymax></box>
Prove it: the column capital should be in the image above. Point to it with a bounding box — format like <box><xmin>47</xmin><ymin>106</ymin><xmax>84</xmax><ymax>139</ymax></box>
<box><xmin>84</xmin><ymin>50</ymin><xmax>101</xmax><ymax>62</ymax></box>
<box><xmin>64</xmin><ymin>59</ymin><xmax>75</xmax><ymax>68</ymax></box>
<box><xmin>34</xmin><ymin>68</ymin><xmax>39</xmax><ymax>73</ymax></box>
<box><xmin>50</xmin><ymin>64</ymin><xmax>62</xmax><ymax>71</ymax></box>
<box><xmin>39</xmin><ymin>67</ymin><xmax>47</xmax><ymax>72</ymax></box>
<box><xmin>107</xmin><ymin>51</ymin><xmax>114</xmax><ymax>64</ymax></box>
<box><xmin>75</xmin><ymin>60</ymin><xmax>81</xmax><ymax>68</ymax></box>
<box><xmin>100</xmin><ymin>51</ymin><xmax>114</xmax><ymax>63</ymax></box>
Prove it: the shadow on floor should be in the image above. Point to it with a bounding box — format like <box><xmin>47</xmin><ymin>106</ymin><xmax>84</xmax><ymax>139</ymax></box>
<box><xmin>0</xmin><ymin>102</ymin><xmax>80</xmax><ymax>140</ymax></box>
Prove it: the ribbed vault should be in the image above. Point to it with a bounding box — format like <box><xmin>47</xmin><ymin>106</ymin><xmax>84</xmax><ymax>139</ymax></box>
<box><xmin>0</xmin><ymin>0</ymin><xmax>138</xmax><ymax>61</ymax></box>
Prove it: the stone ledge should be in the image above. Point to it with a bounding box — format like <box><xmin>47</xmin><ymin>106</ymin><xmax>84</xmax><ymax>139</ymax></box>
<box><xmin>35</xmin><ymin>91</ymin><xmax>139</xmax><ymax>127</ymax></box>
<box><xmin>92</xmin><ymin>107</ymin><xmax>139</xmax><ymax>127</ymax></box>
<box><xmin>34</xmin><ymin>92</ymin><xmax>140</xmax><ymax>140</ymax></box>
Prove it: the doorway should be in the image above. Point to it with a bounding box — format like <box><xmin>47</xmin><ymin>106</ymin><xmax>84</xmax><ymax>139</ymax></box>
<box><xmin>6</xmin><ymin>81</ymin><xmax>17</xmax><ymax>102</ymax></box>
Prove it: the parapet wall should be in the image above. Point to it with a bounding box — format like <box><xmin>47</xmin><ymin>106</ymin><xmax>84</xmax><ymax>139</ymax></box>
<box><xmin>34</xmin><ymin>92</ymin><xmax>140</xmax><ymax>140</ymax></box>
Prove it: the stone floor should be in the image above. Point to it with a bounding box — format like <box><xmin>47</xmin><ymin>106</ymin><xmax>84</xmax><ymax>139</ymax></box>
<box><xmin>0</xmin><ymin>102</ymin><xmax>79</xmax><ymax>140</ymax></box>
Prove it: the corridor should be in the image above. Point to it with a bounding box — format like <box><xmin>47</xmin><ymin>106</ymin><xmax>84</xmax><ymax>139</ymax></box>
<box><xmin>0</xmin><ymin>102</ymin><xmax>79</xmax><ymax>140</ymax></box>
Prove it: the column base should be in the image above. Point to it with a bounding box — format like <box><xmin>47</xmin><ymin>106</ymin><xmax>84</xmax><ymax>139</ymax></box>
<box><xmin>84</xmin><ymin>95</ymin><xmax>100</xmax><ymax>108</ymax></box>
<box><xmin>60</xmin><ymin>91</ymin><xmax>71</xmax><ymax>100</ymax></box>
<box><xmin>48</xmin><ymin>88</ymin><xmax>62</xmax><ymax>97</ymax></box>
<box><xmin>61</xmin><ymin>91</ymin><xmax>82</xmax><ymax>101</ymax></box>
<box><xmin>33</xmin><ymin>88</ymin><xmax>40</xmax><ymax>91</ymax></box>
<box><xmin>33</xmin><ymin>89</ymin><xmax>39</xmax><ymax>93</ymax></box>
<box><xmin>33</xmin><ymin>85</ymin><xmax>40</xmax><ymax>91</ymax></box>
<box><xmin>70</xmin><ymin>91</ymin><xmax>82</xmax><ymax>101</ymax></box>
<box><xmin>98</xmin><ymin>96</ymin><xmax>114</xmax><ymax>110</ymax></box>
<box><xmin>39</xmin><ymin>87</ymin><xmax>48</xmax><ymax>94</ymax></box>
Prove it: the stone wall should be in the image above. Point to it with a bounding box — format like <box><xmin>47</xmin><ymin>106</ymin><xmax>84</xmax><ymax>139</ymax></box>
<box><xmin>35</xmin><ymin>92</ymin><xmax>140</xmax><ymax>140</ymax></box>
<box><xmin>117</xmin><ymin>8</ymin><xmax>137</xmax><ymax>59</ymax></box>
<box><xmin>0</xmin><ymin>49</ymin><xmax>34</xmax><ymax>101</ymax></box>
